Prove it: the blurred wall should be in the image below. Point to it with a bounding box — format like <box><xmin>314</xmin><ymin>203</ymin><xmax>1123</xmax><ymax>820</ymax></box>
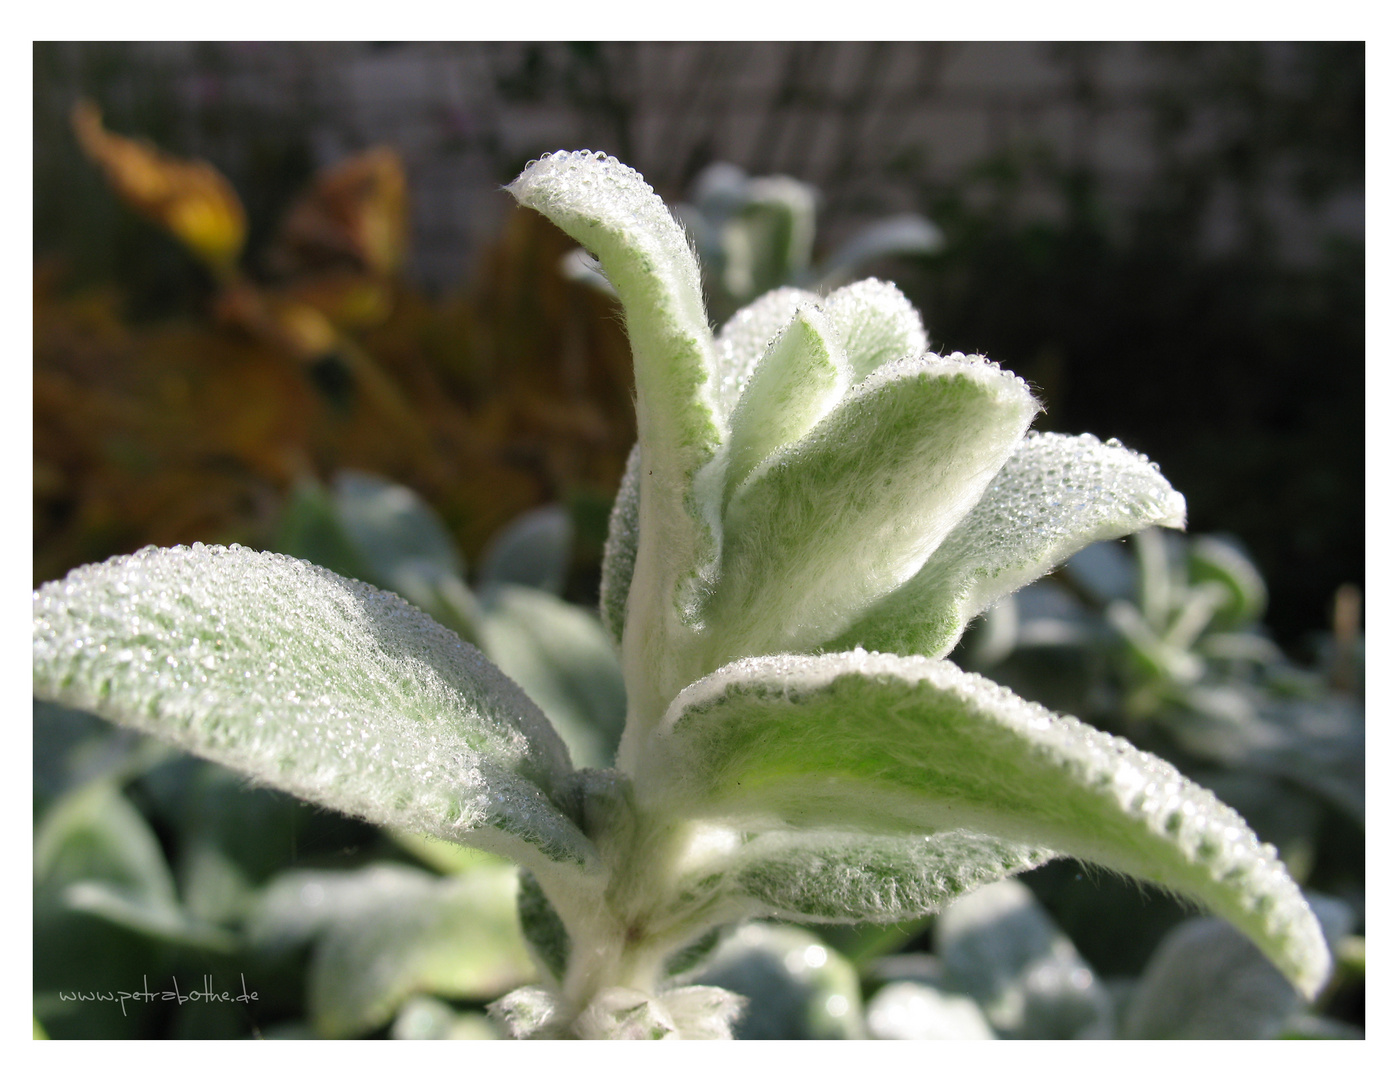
<box><xmin>36</xmin><ymin>43</ymin><xmax>1363</xmax><ymax>288</ymax></box>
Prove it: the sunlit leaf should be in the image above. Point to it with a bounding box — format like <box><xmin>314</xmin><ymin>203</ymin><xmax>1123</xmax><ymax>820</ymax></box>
<box><xmin>723</xmin><ymin>304</ymin><xmax>848</xmax><ymax>503</ymax></box>
<box><xmin>717</xmin><ymin>828</ymin><xmax>1050</xmax><ymax>924</ymax></box>
<box><xmin>820</xmin><ymin>278</ymin><xmax>929</xmax><ymax>381</ymax></box>
<box><xmin>713</xmin><ymin>286</ymin><xmax>821</xmax><ymax>419</ymax></box>
<box><xmin>654</xmin><ymin>650</ymin><xmax>1330</xmax><ymax>997</ymax></box>
<box><xmin>707</xmin><ymin>356</ymin><xmax>1037</xmax><ymax>664</ymax></box>
<box><xmin>33</xmin><ymin>544</ymin><xmax>597</xmax><ymax>876</ymax></box>
<box><xmin>832</xmin><ymin>433</ymin><xmax>1186</xmax><ymax>659</ymax></box>
<box><xmin>509</xmin><ymin>151</ymin><xmax>723</xmax><ymax>719</ymax></box>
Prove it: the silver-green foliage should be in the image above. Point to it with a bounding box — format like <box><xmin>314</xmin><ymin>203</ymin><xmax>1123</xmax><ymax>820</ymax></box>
<box><xmin>33</xmin><ymin>150</ymin><xmax>1330</xmax><ymax>1037</ymax></box>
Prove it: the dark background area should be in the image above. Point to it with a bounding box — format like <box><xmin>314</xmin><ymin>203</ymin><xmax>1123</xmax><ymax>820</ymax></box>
<box><xmin>33</xmin><ymin>41</ymin><xmax>1364</xmax><ymax>649</ymax></box>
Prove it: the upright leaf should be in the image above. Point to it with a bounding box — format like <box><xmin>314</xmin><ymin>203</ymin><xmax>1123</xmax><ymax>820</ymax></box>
<box><xmin>713</xmin><ymin>286</ymin><xmax>821</xmax><ymax>419</ymax></box>
<box><xmin>820</xmin><ymin>278</ymin><xmax>929</xmax><ymax>381</ymax></box>
<box><xmin>706</xmin><ymin>356</ymin><xmax>1037</xmax><ymax>665</ymax></box>
<box><xmin>599</xmin><ymin>443</ymin><xmax>641</xmax><ymax>648</ymax></box>
<box><xmin>723</xmin><ymin>305</ymin><xmax>849</xmax><ymax>503</ymax></box>
<box><xmin>509</xmin><ymin>151</ymin><xmax>723</xmax><ymax>722</ymax></box>
<box><xmin>480</xmin><ymin>585</ymin><xmax>627</xmax><ymax>768</ymax></box>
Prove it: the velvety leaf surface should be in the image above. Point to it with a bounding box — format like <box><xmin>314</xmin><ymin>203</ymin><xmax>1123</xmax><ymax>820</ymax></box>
<box><xmin>713</xmin><ymin>286</ymin><xmax>821</xmax><ymax>419</ymax></box>
<box><xmin>820</xmin><ymin>278</ymin><xmax>929</xmax><ymax>381</ymax></box>
<box><xmin>598</xmin><ymin>442</ymin><xmax>641</xmax><ymax>648</ymax></box>
<box><xmin>832</xmin><ymin>432</ymin><xmax>1186</xmax><ymax>659</ymax></box>
<box><xmin>719</xmin><ymin>828</ymin><xmax>1050</xmax><ymax>924</ymax></box>
<box><xmin>654</xmin><ymin>650</ymin><xmax>1330</xmax><ymax>997</ymax></box>
<box><xmin>509</xmin><ymin>151</ymin><xmax>723</xmax><ymax>721</ymax></box>
<box><xmin>508</xmin><ymin>152</ymin><xmax>720</xmax><ymax>605</ymax></box>
<box><xmin>723</xmin><ymin>304</ymin><xmax>848</xmax><ymax>503</ymax></box>
<box><xmin>705</xmin><ymin>356</ymin><xmax>1037</xmax><ymax>665</ymax></box>
<box><xmin>33</xmin><ymin>545</ymin><xmax>597</xmax><ymax>875</ymax></box>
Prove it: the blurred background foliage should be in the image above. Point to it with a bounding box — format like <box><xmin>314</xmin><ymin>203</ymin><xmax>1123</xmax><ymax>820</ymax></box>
<box><xmin>35</xmin><ymin>42</ymin><xmax>1362</xmax><ymax>642</ymax></box>
<box><xmin>33</xmin><ymin>42</ymin><xmax>1362</xmax><ymax>1040</ymax></box>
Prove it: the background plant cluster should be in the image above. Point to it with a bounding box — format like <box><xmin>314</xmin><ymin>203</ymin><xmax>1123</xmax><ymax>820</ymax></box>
<box><xmin>33</xmin><ymin>42</ymin><xmax>1362</xmax><ymax>1040</ymax></box>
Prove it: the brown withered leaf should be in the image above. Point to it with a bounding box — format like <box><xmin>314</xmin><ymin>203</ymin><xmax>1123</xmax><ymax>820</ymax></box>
<box><xmin>271</xmin><ymin>147</ymin><xmax>408</xmax><ymax>279</ymax></box>
<box><xmin>70</xmin><ymin>100</ymin><xmax>246</xmax><ymax>275</ymax></box>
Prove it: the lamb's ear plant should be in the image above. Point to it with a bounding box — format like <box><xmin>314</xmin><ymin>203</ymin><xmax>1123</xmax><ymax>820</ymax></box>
<box><xmin>33</xmin><ymin>151</ymin><xmax>1330</xmax><ymax>1039</ymax></box>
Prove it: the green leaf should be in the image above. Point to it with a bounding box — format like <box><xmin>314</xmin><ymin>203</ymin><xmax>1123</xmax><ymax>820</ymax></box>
<box><xmin>516</xmin><ymin>869</ymin><xmax>570</xmax><ymax>984</ymax></box>
<box><xmin>718</xmin><ymin>176</ymin><xmax>817</xmax><ymax>300</ymax></box>
<box><xmin>508</xmin><ymin>152</ymin><xmax>722</xmax><ymax>646</ymax></box>
<box><xmin>820</xmin><ymin>278</ymin><xmax>929</xmax><ymax>381</ymax></box>
<box><xmin>251</xmin><ymin>863</ymin><xmax>534</xmax><ymax>1038</ymax></box>
<box><xmin>333</xmin><ymin>470</ymin><xmax>465</xmax><ymax>586</ymax></box>
<box><xmin>35</xmin><ymin>781</ymin><xmax>237</xmax><ymax>952</ymax></box>
<box><xmin>61</xmin><ymin>880</ymin><xmax>238</xmax><ymax>952</ymax></box>
<box><xmin>865</xmin><ymin>982</ymin><xmax>995</xmax><ymax>1040</ymax></box>
<box><xmin>35</xmin><ymin>782</ymin><xmax>176</xmax><ymax>902</ymax></box>
<box><xmin>272</xmin><ymin>478</ymin><xmax>376</xmax><ymax>585</ymax></box>
<box><xmin>480</xmin><ymin>585</ymin><xmax>627</xmax><ymax>768</ymax></box>
<box><xmin>34</xmin><ymin>544</ymin><xmax>598</xmax><ymax>876</ymax></box>
<box><xmin>1120</xmin><ymin>917</ymin><xmax>1302</xmax><ymax>1039</ymax></box>
<box><xmin>478</xmin><ymin>505</ymin><xmax>574</xmax><ymax>597</ymax></box>
<box><xmin>720</xmin><ymin>828</ymin><xmax>1050</xmax><ymax>924</ymax></box>
<box><xmin>33</xmin><ymin>698</ymin><xmax>169</xmax><ymax>809</ymax></box>
<box><xmin>654</xmin><ymin>651</ymin><xmax>1331</xmax><ymax>997</ymax></box>
<box><xmin>713</xmin><ymin>286</ymin><xmax>822</xmax><ymax>419</ymax></box>
<box><xmin>935</xmin><ymin>878</ymin><xmax>1112</xmax><ymax>1038</ymax></box>
<box><xmin>392</xmin><ymin>997</ymin><xmax>499</xmax><ymax>1040</ymax></box>
<box><xmin>275</xmin><ymin>472</ymin><xmax>485</xmax><ymax>647</ymax></box>
<box><xmin>818</xmin><ymin>214</ymin><xmax>944</xmax><ymax>286</ymax></box>
<box><xmin>705</xmin><ymin>356</ymin><xmax>1038</xmax><ymax>664</ymax></box>
<box><xmin>832</xmin><ymin>432</ymin><xmax>1186</xmax><ymax>659</ymax></box>
<box><xmin>694</xmin><ymin>923</ymin><xmax>863</xmax><ymax>1039</ymax></box>
<box><xmin>1188</xmin><ymin>534</ymin><xmax>1268</xmax><ymax>628</ymax></box>
<box><xmin>599</xmin><ymin>442</ymin><xmax>640</xmax><ymax>648</ymax></box>
<box><xmin>723</xmin><ymin>304</ymin><xmax>849</xmax><ymax>504</ymax></box>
